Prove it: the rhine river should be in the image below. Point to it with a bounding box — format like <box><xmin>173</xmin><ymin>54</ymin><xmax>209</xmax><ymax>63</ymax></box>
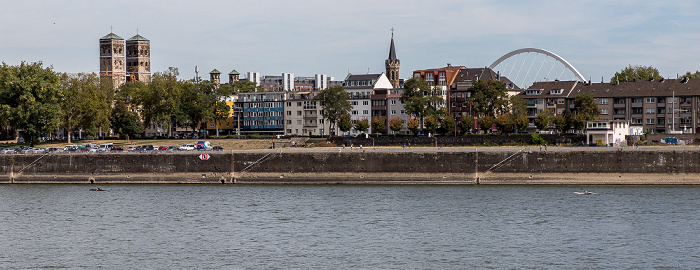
<box><xmin>1</xmin><ymin>184</ymin><xmax>699</xmax><ymax>269</ymax></box>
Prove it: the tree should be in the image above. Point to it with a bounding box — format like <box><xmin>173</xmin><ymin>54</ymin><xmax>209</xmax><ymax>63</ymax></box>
<box><xmin>611</xmin><ymin>65</ymin><xmax>661</xmax><ymax>82</ymax></box>
<box><xmin>458</xmin><ymin>116</ymin><xmax>472</xmax><ymax>135</ymax></box>
<box><xmin>110</xmin><ymin>98</ymin><xmax>143</xmax><ymax>141</ymax></box>
<box><xmin>338</xmin><ymin>113</ymin><xmax>352</xmax><ymax>134</ymax></box>
<box><xmin>355</xmin><ymin>118</ymin><xmax>369</xmax><ymax>134</ymax></box>
<box><xmin>231</xmin><ymin>80</ymin><xmax>260</xmax><ymax>93</ymax></box>
<box><xmin>552</xmin><ymin>114</ymin><xmax>568</xmax><ymax>134</ymax></box>
<box><xmin>389</xmin><ymin>116</ymin><xmax>403</xmax><ymax>136</ymax></box>
<box><xmin>407</xmin><ymin>117</ymin><xmax>419</xmax><ymax>135</ymax></box>
<box><xmin>478</xmin><ymin>115</ymin><xmax>495</xmax><ymax>133</ymax></box>
<box><xmin>424</xmin><ymin>115</ymin><xmax>438</xmax><ymax>135</ymax></box>
<box><xmin>534</xmin><ymin>109</ymin><xmax>554</xmax><ymax>131</ymax></box>
<box><xmin>470</xmin><ymin>80</ymin><xmax>509</xmax><ymax>117</ymax></box>
<box><xmin>0</xmin><ymin>62</ymin><xmax>62</xmax><ymax>146</ymax></box>
<box><xmin>314</xmin><ymin>85</ymin><xmax>351</xmax><ymax>137</ymax></box>
<box><xmin>440</xmin><ymin>115</ymin><xmax>455</xmax><ymax>135</ymax></box>
<box><xmin>574</xmin><ymin>94</ymin><xmax>601</xmax><ymax>121</ymax></box>
<box><xmin>59</xmin><ymin>72</ymin><xmax>111</xmax><ymax>143</ymax></box>
<box><xmin>682</xmin><ymin>71</ymin><xmax>700</xmax><ymax>79</ymax></box>
<box><xmin>512</xmin><ymin>114</ymin><xmax>529</xmax><ymax>132</ymax></box>
<box><xmin>495</xmin><ymin>113</ymin><xmax>514</xmax><ymax>133</ymax></box>
<box><xmin>401</xmin><ymin>77</ymin><xmax>443</xmax><ymax>132</ymax></box>
<box><xmin>371</xmin><ymin>116</ymin><xmax>386</xmax><ymax>135</ymax></box>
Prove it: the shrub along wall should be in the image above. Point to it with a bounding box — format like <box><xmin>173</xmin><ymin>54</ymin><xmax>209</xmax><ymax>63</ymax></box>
<box><xmin>329</xmin><ymin>134</ymin><xmax>585</xmax><ymax>147</ymax></box>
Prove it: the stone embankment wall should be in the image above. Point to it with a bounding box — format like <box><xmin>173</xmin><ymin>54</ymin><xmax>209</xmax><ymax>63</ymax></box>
<box><xmin>1</xmin><ymin>150</ymin><xmax>700</xmax><ymax>184</ymax></box>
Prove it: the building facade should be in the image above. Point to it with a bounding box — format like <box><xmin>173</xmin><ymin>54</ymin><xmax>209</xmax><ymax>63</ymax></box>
<box><xmin>125</xmin><ymin>34</ymin><xmax>151</xmax><ymax>83</ymax></box>
<box><xmin>237</xmin><ymin>91</ymin><xmax>285</xmax><ymax>135</ymax></box>
<box><xmin>99</xmin><ymin>32</ymin><xmax>126</xmax><ymax>89</ymax></box>
<box><xmin>284</xmin><ymin>91</ymin><xmax>331</xmax><ymax>136</ymax></box>
<box><xmin>343</xmin><ymin>73</ymin><xmax>393</xmax><ymax>135</ymax></box>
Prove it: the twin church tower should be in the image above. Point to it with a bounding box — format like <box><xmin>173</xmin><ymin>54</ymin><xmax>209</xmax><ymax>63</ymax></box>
<box><xmin>99</xmin><ymin>31</ymin><xmax>151</xmax><ymax>88</ymax></box>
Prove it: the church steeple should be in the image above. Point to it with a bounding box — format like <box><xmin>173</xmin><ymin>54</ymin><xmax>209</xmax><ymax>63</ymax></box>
<box><xmin>385</xmin><ymin>28</ymin><xmax>400</xmax><ymax>88</ymax></box>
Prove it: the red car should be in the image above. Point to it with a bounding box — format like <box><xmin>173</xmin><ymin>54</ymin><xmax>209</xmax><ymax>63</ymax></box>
<box><xmin>158</xmin><ymin>146</ymin><xmax>167</xmax><ymax>151</ymax></box>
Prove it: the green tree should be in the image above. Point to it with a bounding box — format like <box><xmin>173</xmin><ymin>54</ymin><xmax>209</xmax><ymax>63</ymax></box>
<box><xmin>110</xmin><ymin>98</ymin><xmax>143</xmax><ymax>141</ymax></box>
<box><xmin>401</xmin><ymin>77</ymin><xmax>443</xmax><ymax>132</ymax></box>
<box><xmin>314</xmin><ymin>85</ymin><xmax>351</xmax><ymax>137</ymax></box>
<box><xmin>571</xmin><ymin>113</ymin><xmax>587</xmax><ymax>131</ymax></box>
<box><xmin>0</xmin><ymin>62</ymin><xmax>62</xmax><ymax>146</ymax></box>
<box><xmin>458</xmin><ymin>116</ymin><xmax>472</xmax><ymax>134</ymax></box>
<box><xmin>534</xmin><ymin>109</ymin><xmax>554</xmax><ymax>131</ymax></box>
<box><xmin>682</xmin><ymin>71</ymin><xmax>700</xmax><ymax>79</ymax></box>
<box><xmin>478</xmin><ymin>115</ymin><xmax>495</xmax><ymax>133</ymax></box>
<box><xmin>574</xmin><ymin>93</ymin><xmax>601</xmax><ymax>121</ymax></box>
<box><xmin>371</xmin><ymin>116</ymin><xmax>386</xmax><ymax>135</ymax></box>
<box><xmin>389</xmin><ymin>116</ymin><xmax>403</xmax><ymax>136</ymax></box>
<box><xmin>470</xmin><ymin>80</ymin><xmax>509</xmax><ymax>117</ymax></box>
<box><xmin>424</xmin><ymin>115</ymin><xmax>438</xmax><ymax>135</ymax></box>
<box><xmin>338</xmin><ymin>113</ymin><xmax>353</xmax><ymax>134</ymax></box>
<box><xmin>440</xmin><ymin>115</ymin><xmax>455</xmax><ymax>135</ymax></box>
<box><xmin>552</xmin><ymin>114</ymin><xmax>567</xmax><ymax>134</ymax></box>
<box><xmin>231</xmin><ymin>80</ymin><xmax>260</xmax><ymax>93</ymax></box>
<box><xmin>512</xmin><ymin>114</ymin><xmax>529</xmax><ymax>132</ymax></box>
<box><xmin>355</xmin><ymin>118</ymin><xmax>369</xmax><ymax>134</ymax></box>
<box><xmin>59</xmin><ymin>72</ymin><xmax>112</xmax><ymax>143</ymax></box>
<box><xmin>611</xmin><ymin>65</ymin><xmax>662</xmax><ymax>82</ymax></box>
<box><xmin>407</xmin><ymin>117</ymin><xmax>419</xmax><ymax>135</ymax></box>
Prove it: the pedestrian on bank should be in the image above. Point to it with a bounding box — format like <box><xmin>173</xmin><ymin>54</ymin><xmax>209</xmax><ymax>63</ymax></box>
<box><xmin>539</xmin><ymin>145</ymin><xmax>542</xmax><ymax>151</ymax></box>
<box><xmin>545</xmin><ymin>144</ymin><xmax>548</xmax><ymax>151</ymax></box>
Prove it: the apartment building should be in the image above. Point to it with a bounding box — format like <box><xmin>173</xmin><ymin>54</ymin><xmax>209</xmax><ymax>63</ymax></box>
<box><xmin>284</xmin><ymin>91</ymin><xmax>331</xmax><ymax>136</ymax></box>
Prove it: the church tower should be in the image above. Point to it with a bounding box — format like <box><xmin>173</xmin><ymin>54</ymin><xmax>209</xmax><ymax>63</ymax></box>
<box><xmin>385</xmin><ymin>30</ymin><xmax>400</xmax><ymax>88</ymax></box>
<box><xmin>99</xmin><ymin>32</ymin><xmax>126</xmax><ymax>89</ymax></box>
<box><xmin>126</xmin><ymin>33</ymin><xmax>151</xmax><ymax>83</ymax></box>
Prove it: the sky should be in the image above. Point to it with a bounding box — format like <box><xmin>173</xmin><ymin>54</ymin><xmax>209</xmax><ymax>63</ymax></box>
<box><xmin>3</xmin><ymin>0</ymin><xmax>700</xmax><ymax>88</ymax></box>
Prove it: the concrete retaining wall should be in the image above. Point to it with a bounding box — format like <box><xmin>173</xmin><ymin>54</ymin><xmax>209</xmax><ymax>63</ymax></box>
<box><xmin>2</xmin><ymin>150</ymin><xmax>700</xmax><ymax>184</ymax></box>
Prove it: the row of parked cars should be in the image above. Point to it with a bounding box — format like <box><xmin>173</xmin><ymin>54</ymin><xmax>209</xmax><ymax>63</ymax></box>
<box><xmin>1</xmin><ymin>141</ymin><xmax>223</xmax><ymax>154</ymax></box>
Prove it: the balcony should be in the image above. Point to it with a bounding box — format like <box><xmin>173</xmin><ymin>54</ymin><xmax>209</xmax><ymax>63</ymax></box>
<box><xmin>657</xmin><ymin>102</ymin><xmax>666</xmax><ymax>107</ymax></box>
<box><xmin>303</xmin><ymin>123</ymin><xmax>318</xmax><ymax>128</ymax></box>
<box><xmin>613</xmin><ymin>103</ymin><xmax>626</xmax><ymax>109</ymax></box>
<box><xmin>630</xmin><ymin>102</ymin><xmax>643</xmax><ymax>108</ymax></box>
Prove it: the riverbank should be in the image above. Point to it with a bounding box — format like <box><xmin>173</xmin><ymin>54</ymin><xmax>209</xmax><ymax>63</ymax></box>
<box><xmin>2</xmin><ymin>149</ymin><xmax>700</xmax><ymax>184</ymax></box>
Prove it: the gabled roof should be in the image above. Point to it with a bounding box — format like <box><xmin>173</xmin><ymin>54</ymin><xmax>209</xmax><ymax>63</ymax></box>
<box><xmin>520</xmin><ymin>80</ymin><xmax>578</xmax><ymax>98</ymax></box>
<box><xmin>127</xmin><ymin>34</ymin><xmax>149</xmax><ymax>41</ymax></box>
<box><xmin>451</xmin><ymin>67</ymin><xmax>522</xmax><ymax>91</ymax></box>
<box><xmin>229</xmin><ymin>70</ymin><xmax>239</xmax><ymax>75</ymax></box>
<box><xmin>345</xmin><ymin>73</ymin><xmax>382</xmax><ymax>81</ymax></box>
<box><xmin>210</xmin><ymin>69</ymin><xmax>221</xmax><ymax>74</ymax></box>
<box><xmin>100</xmin><ymin>32</ymin><xmax>124</xmax><ymax>40</ymax></box>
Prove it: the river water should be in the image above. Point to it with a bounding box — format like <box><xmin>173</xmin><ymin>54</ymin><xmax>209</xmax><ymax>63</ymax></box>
<box><xmin>1</xmin><ymin>184</ymin><xmax>699</xmax><ymax>269</ymax></box>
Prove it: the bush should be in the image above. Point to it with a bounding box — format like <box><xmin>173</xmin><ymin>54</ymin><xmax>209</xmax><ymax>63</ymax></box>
<box><xmin>530</xmin><ymin>134</ymin><xmax>546</xmax><ymax>145</ymax></box>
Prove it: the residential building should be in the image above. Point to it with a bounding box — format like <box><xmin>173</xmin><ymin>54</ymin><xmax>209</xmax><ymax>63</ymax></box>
<box><xmin>237</xmin><ymin>91</ymin><xmax>285</xmax><ymax>135</ymax></box>
<box><xmin>520</xmin><ymin>80</ymin><xmax>579</xmax><ymax>132</ymax></box>
<box><xmin>343</xmin><ymin>73</ymin><xmax>393</xmax><ymax>135</ymax></box>
<box><xmin>284</xmin><ymin>91</ymin><xmax>331</xmax><ymax>136</ymax></box>
<box><xmin>585</xmin><ymin>120</ymin><xmax>630</xmax><ymax>146</ymax></box>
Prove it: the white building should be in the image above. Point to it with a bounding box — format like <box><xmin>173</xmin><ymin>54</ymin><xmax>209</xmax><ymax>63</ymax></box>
<box><xmin>585</xmin><ymin>120</ymin><xmax>630</xmax><ymax>146</ymax></box>
<box><xmin>343</xmin><ymin>73</ymin><xmax>393</xmax><ymax>135</ymax></box>
<box><xmin>284</xmin><ymin>91</ymin><xmax>330</xmax><ymax>136</ymax></box>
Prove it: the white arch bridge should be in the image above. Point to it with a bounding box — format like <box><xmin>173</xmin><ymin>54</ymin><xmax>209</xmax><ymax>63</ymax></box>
<box><xmin>489</xmin><ymin>48</ymin><xmax>586</xmax><ymax>89</ymax></box>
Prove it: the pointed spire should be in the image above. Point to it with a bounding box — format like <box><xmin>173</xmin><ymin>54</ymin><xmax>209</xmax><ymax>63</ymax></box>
<box><xmin>388</xmin><ymin>28</ymin><xmax>397</xmax><ymax>61</ymax></box>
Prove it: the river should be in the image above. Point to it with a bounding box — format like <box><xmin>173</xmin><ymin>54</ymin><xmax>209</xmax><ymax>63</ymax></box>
<box><xmin>1</xmin><ymin>184</ymin><xmax>699</xmax><ymax>269</ymax></box>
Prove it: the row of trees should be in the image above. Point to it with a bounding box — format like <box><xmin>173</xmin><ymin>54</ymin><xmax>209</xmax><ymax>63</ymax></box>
<box><xmin>0</xmin><ymin>62</ymin><xmax>261</xmax><ymax>146</ymax></box>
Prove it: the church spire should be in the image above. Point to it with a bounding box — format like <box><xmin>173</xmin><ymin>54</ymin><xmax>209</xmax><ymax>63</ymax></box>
<box><xmin>385</xmin><ymin>28</ymin><xmax>400</xmax><ymax>88</ymax></box>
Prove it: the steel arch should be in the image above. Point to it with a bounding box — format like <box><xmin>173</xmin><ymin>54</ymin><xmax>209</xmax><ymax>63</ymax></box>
<box><xmin>489</xmin><ymin>48</ymin><xmax>587</xmax><ymax>83</ymax></box>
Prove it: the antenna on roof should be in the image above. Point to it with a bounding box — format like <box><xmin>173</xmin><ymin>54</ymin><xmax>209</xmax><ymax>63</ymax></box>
<box><xmin>110</xmin><ymin>26</ymin><xmax>113</xmax><ymax>33</ymax></box>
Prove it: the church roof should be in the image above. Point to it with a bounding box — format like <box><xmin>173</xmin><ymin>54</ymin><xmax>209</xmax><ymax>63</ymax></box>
<box><xmin>210</xmin><ymin>69</ymin><xmax>221</xmax><ymax>74</ymax></box>
<box><xmin>229</xmin><ymin>70</ymin><xmax>239</xmax><ymax>75</ymax></box>
<box><xmin>100</xmin><ymin>32</ymin><xmax>124</xmax><ymax>40</ymax></box>
<box><xmin>127</xmin><ymin>34</ymin><xmax>149</xmax><ymax>41</ymax></box>
<box><xmin>388</xmin><ymin>36</ymin><xmax>397</xmax><ymax>61</ymax></box>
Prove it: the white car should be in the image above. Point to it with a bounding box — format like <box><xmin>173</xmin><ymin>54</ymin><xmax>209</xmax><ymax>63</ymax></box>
<box><xmin>179</xmin><ymin>144</ymin><xmax>195</xmax><ymax>151</ymax></box>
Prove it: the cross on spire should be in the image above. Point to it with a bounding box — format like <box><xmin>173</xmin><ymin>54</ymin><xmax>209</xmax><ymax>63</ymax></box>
<box><xmin>391</xmin><ymin>27</ymin><xmax>394</xmax><ymax>38</ymax></box>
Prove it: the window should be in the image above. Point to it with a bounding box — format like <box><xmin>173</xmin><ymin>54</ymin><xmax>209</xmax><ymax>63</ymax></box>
<box><xmin>391</xmin><ymin>110</ymin><xmax>396</xmax><ymax>115</ymax></box>
<box><xmin>297</xmin><ymin>102</ymin><xmax>302</xmax><ymax>106</ymax></box>
<box><xmin>452</xmin><ymin>102</ymin><xmax>456</xmax><ymax>107</ymax></box>
<box><xmin>632</xmin><ymin>98</ymin><xmax>643</xmax><ymax>104</ymax></box>
<box><xmin>600</xmin><ymin>98</ymin><xmax>608</xmax><ymax>105</ymax></box>
<box><xmin>646</xmin><ymin>108</ymin><xmax>655</xmax><ymax>114</ymax></box>
<box><xmin>668</xmin><ymin>98</ymin><xmax>678</xmax><ymax>104</ymax></box>
<box><xmin>631</xmin><ymin>118</ymin><xmax>642</xmax><ymax>124</ymax></box>
<box><xmin>646</xmin><ymin>118</ymin><xmax>655</xmax><ymax>124</ymax></box>
<box><xmin>658</xmin><ymin>108</ymin><xmax>665</xmax><ymax>114</ymax></box>
<box><xmin>297</xmin><ymin>120</ymin><xmax>302</xmax><ymax>125</ymax></box>
<box><xmin>287</xmin><ymin>120</ymin><xmax>291</xmax><ymax>124</ymax></box>
<box><xmin>286</xmin><ymin>111</ymin><xmax>291</xmax><ymax>115</ymax></box>
<box><xmin>632</xmin><ymin>108</ymin><xmax>643</xmax><ymax>114</ymax></box>
<box><xmin>363</xmin><ymin>110</ymin><xmax>369</xmax><ymax>115</ymax></box>
<box><xmin>667</xmin><ymin>118</ymin><xmax>677</xmax><ymax>124</ymax></box>
<box><xmin>351</xmin><ymin>101</ymin><xmax>358</xmax><ymax>106</ymax></box>
<box><xmin>363</xmin><ymin>101</ymin><xmax>369</xmax><ymax>106</ymax></box>
<box><xmin>297</xmin><ymin>111</ymin><xmax>302</xmax><ymax>115</ymax></box>
<box><xmin>646</xmin><ymin>98</ymin><xmax>655</xmax><ymax>103</ymax></box>
<box><xmin>658</xmin><ymin>118</ymin><xmax>665</xmax><ymax>124</ymax></box>
<box><xmin>614</xmin><ymin>109</ymin><xmax>625</xmax><ymax>115</ymax></box>
<box><xmin>287</xmin><ymin>102</ymin><xmax>291</xmax><ymax>106</ymax></box>
<box><xmin>557</xmin><ymin>99</ymin><xmax>565</xmax><ymax>104</ymax></box>
<box><xmin>391</xmin><ymin>100</ymin><xmax>397</xmax><ymax>105</ymax></box>
<box><xmin>287</xmin><ymin>129</ymin><xmax>292</xmax><ymax>133</ymax></box>
<box><xmin>352</xmin><ymin>110</ymin><xmax>358</xmax><ymax>115</ymax></box>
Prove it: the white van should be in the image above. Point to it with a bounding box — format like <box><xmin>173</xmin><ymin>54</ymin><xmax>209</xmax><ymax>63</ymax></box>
<box><xmin>179</xmin><ymin>144</ymin><xmax>195</xmax><ymax>151</ymax></box>
<box><xmin>98</xmin><ymin>143</ymin><xmax>114</xmax><ymax>152</ymax></box>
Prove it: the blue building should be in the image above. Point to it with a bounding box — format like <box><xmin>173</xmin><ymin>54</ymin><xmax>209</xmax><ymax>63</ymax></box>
<box><xmin>237</xmin><ymin>91</ymin><xmax>285</xmax><ymax>135</ymax></box>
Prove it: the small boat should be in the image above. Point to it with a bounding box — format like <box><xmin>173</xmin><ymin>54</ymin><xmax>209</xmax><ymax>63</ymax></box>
<box><xmin>574</xmin><ymin>191</ymin><xmax>597</xmax><ymax>195</ymax></box>
<box><xmin>89</xmin><ymin>188</ymin><xmax>106</xmax><ymax>191</ymax></box>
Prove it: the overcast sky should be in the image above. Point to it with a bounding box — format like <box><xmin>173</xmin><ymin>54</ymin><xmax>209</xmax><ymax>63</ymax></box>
<box><xmin>3</xmin><ymin>1</ymin><xmax>700</xmax><ymax>87</ymax></box>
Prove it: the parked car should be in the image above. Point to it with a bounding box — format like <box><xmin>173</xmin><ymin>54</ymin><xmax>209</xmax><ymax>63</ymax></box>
<box><xmin>179</xmin><ymin>144</ymin><xmax>195</xmax><ymax>151</ymax></box>
<box><xmin>110</xmin><ymin>146</ymin><xmax>124</xmax><ymax>152</ymax></box>
<box><xmin>64</xmin><ymin>145</ymin><xmax>78</xmax><ymax>151</ymax></box>
<box><xmin>139</xmin><ymin>145</ymin><xmax>155</xmax><ymax>151</ymax></box>
<box><xmin>165</xmin><ymin>146</ymin><xmax>179</xmax><ymax>152</ymax></box>
<box><xmin>1</xmin><ymin>148</ymin><xmax>18</xmax><ymax>154</ymax></box>
<box><xmin>127</xmin><ymin>146</ymin><xmax>138</xmax><ymax>152</ymax></box>
<box><xmin>213</xmin><ymin>146</ymin><xmax>224</xmax><ymax>151</ymax></box>
<box><xmin>196</xmin><ymin>141</ymin><xmax>212</xmax><ymax>150</ymax></box>
<box><xmin>158</xmin><ymin>146</ymin><xmax>168</xmax><ymax>151</ymax></box>
<box><xmin>47</xmin><ymin>147</ymin><xmax>63</xmax><ymax>153</ymax></box>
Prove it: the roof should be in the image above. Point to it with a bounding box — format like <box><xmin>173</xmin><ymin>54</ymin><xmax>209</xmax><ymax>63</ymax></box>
<box><xmin>127</xmin><ymin>34</ymin><xmax>149</xmax><ymax>41</ymax></box>
<box><xmin>345</xmin><ymin>74</ymin><xmax>382</xmax><ymax>81</ymax></box>
<box><xmin>519</xmin><ymin>80</ymin><xmax>579</xmax><ymax>98</ymax></box>
<box><xmin>229</xmin><ymin>70</ymin><xmax>239</xmax><ymax>75</ymax></box>
<box><xmin>452</xmin><ymin>67</ymin><xmax>521</xmax><ymax>90</ymax></box>
<box><xmin>210</xmin><ymin>69</ymin><xmax>221</xmax><ymax>74</ymax></box>
<box><xmin>571</xmin><ymin>78</ymin><xmax>700</xmax><ymax>98</ymax></box>
<box><xmin>100</xmin><ymin>32</ymin><xmax>124</xmax><ymax>40</ymax></box>
<box><xmin>388</xmin><ymin>36</ymin><xmax>397</xmax><ymax>61</ymax></box>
